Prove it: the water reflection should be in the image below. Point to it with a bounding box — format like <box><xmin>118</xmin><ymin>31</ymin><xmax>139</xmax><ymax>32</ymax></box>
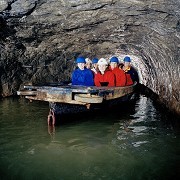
<box><xmin>48</xmin><ymin>125</ymin><xmax>55</xmax><ymax>141</ymax></box>
<box><xmin>112</xmin><ymin>96</ymin><xmax>179</xmax><ymax>153</ymax></box>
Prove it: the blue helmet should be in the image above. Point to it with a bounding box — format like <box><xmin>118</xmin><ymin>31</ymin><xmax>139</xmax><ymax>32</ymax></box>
<box><xmin>92</xmin><ymin>58</ymin><xmax>98</xmax><ymax>64</ymax></box>
<box><xmin>110</xmin><ymin>56</ymin><xmax>119</xmax><ymax>63</ymax></box>
<box><xmin>76</xmin><ymin>57</ymin><xmax>86</xmax><ymax>63</ymax></box>
<box><xmin>124</xmin><ymin>56</ymin><xmax>131</xmax><ymax>62</ymax></box>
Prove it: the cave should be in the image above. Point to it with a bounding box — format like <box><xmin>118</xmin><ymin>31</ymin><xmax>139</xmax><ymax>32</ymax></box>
<box><xmin>0</xmin><ymin>0</ymin><xmax>179</xmax><ymax>115</ymax></box>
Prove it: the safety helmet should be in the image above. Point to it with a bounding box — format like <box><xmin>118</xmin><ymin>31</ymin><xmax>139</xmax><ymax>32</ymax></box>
<box><xmin>110</xmin><ymin>56</ymin><xmax>119</xmax><ymax>63</ymax></box>
<box><xmin>97</xmin><ymin>58</ymin><xmax>108</xmax><ymax>65</ymax></box>
<box><xmin>76</xmin><ymin>57</ymin><xmax>86</xmax><ymax>63</ymax></box>
<box><xmin>124</xmin><ymin>56</ymin><xmax>131</xmax><ymax>62</ymax></box>
<box><xmin>85</xmin><ymin>58</ymin><xmax>92</xmax><ymax>63</ymax></box>
<box><xmin>92</xmin><ymin>58</ymin><xmax>98</xmax><ymax>64</ymax></box>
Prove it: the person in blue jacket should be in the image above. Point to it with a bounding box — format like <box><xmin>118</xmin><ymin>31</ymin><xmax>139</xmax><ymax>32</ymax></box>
<box><xmin>72</xmin><ymin>57</ymin><xmax>94</xmax><ymax>86</ymax></box>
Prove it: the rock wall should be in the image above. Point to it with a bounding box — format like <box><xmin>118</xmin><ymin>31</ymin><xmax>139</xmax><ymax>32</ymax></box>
<box><xmin>0</xmin><ymin>0</ymin><xmax>180</xmax><ymax>114</ymax></box>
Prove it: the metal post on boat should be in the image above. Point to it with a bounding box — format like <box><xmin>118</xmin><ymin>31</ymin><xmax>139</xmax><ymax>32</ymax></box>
<box><xmin>47</xmin><ymin>108</ymin><xmax>56</xmax><ymax>126</ymax></box>
<box><xmin>86</xmin><ymin>93</ymin><xmax>91</xmax><ymax>109</ymax></box>
<box><xmin>86</xmin><ymin>103</ymin><xmax>91</xmax><ymax>109</ymax></box>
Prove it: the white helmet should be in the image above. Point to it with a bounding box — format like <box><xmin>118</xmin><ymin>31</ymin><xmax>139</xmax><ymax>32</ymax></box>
<box><xmin>85</xmin><ymin>58</ymin><xmax>92</xmax><ymax>63</ymax></box>
<box><xmin>97</xmin><ymin>58</ymin><xmax>108</xmax><ymax>65</ymax></box>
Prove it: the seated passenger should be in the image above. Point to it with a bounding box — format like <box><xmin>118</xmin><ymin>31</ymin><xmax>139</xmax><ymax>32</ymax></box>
<box><xmin>85</xmin><ymin>58</ymin><xmax>92</xmax><ymax>69</ymax></box>
<box><xmin>94</xmin><ymin>58</ymin><xmax>115</xmax><ymax>87</ymax></box>
<box><xmin>91</xmin><ymin>58</ymin><xmax>99</xmax><ymax>75</ymax></box>
<box><xmin>122</xmin><ymin>56</ymin><xmax>139</xmax><ymax>85</ymax></box>
<box><xmin>109</xmin><ymin>56</ymin><xmax>126</xmax><ymax>86</ymax></box>
<box><xmin>72</xmin><ymin>57</ymin><xmax>94</xmax><ymax>86</ymax></box>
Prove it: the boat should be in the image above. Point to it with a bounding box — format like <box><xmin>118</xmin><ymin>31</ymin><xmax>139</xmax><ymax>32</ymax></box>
<box><xmin>17</xmin><ymin>90</ymin><xmax>37</xmax><ymax>96</ymax></box>
<box><xmin>17</xmin><ymin>82</ymin><xmax>137</xmax><ymax>116</ymax></box>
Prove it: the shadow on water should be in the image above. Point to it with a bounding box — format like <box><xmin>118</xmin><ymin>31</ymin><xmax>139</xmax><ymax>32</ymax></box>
<box><xmin>54</xmin><ymin>97</ymin><xmax>138</xmax><ymax>126</ymax></box>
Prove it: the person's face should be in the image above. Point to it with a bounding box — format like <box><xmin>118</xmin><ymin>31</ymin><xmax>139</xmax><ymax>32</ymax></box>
<box><xmin>110</xmin><ymin>62</ymin><xmax>118</xmax><ymax>69</ymax></box>
<box><xmin>86</xmin><ymin>62</ymin><xmax>91</xmax><ymax>69</ymax></box>
<box><xmin>78</xmin><ymin>63</ymin><xmax>85</xmax><ymax>70</ymax></box>
<box><xmin>93</xmin><ymin>63</ymin><xmax>98</xmax><ymax>69</ymax></box>
<box><xmin>124</xmin><ymin>62</ymin><xmax>130</xmax><ymax>67</ymax></box>
<box><xmin>98</xmin><ymin>64</ymin><xmax>107</xmax><ymax>74</ymax></box>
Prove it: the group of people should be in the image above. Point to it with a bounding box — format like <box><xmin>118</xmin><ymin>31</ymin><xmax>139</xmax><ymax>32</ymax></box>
<box><xmin>48</xmin><ymin>56</ymin><xmax>138</xmax><ymax>125</ymax></box>
<box><xmin>72</xmin><ymin>56</ymin><xmax>139</xmax><ymax>87</ymax></box>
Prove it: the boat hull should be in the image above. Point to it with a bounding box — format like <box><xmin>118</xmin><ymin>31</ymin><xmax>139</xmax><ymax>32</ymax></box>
<box><xmin>17</xmin><ymin>82</ymin><xmax>137</xmax><ymax>115</ymax></box>
<box><xmin>49</xmin><ymin>92</ymin><xmax>134</xmax><ymax>115</ymax></box>
<box><xmin>49</xmin><ymin>102</ymin><xmax>90</xmax><ymax>115</ymax></box>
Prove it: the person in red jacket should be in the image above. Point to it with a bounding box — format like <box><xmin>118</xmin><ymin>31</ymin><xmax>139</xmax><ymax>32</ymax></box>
<box><xmin>94</xmin><ymin>58</ymin><xmax>115</xmax><ymax>87</ymax></box>
<box><xmin>109</xmin><ymin>56</ymin><xmax>126</xmax><ymax>86</ymax></box>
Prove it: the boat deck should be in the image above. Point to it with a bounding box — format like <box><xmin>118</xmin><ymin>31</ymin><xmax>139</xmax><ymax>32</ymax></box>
<box><xmin>17</xmin><ymin>83</ymin><xmax>137</xmax><ymax>104</ymax></box>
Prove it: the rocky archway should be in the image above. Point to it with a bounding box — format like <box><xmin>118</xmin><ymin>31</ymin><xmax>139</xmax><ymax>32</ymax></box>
<box><xmin>0</xmin><ymin>0</ymin><xmax>179</xmax><ymax>114</ymax></box>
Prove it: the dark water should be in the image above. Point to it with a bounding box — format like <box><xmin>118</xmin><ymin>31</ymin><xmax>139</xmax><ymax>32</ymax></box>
<box><xmin>0</xmin><ymin>96</ymin><xmax>179</xmax><ymax>180</ymax></box>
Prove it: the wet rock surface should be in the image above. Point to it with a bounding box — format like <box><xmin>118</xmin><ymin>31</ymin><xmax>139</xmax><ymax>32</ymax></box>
<box><xmin>0</xmin><ymin>0</ymin><xmax>180</xmax><ymax>115</ymax></box>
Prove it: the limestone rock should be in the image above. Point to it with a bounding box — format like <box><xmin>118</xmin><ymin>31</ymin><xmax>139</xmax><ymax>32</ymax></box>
<box><xmin>0</xmin><ymin>0</ymin><xmax>180</xmax><ymax>115</ymax></box>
